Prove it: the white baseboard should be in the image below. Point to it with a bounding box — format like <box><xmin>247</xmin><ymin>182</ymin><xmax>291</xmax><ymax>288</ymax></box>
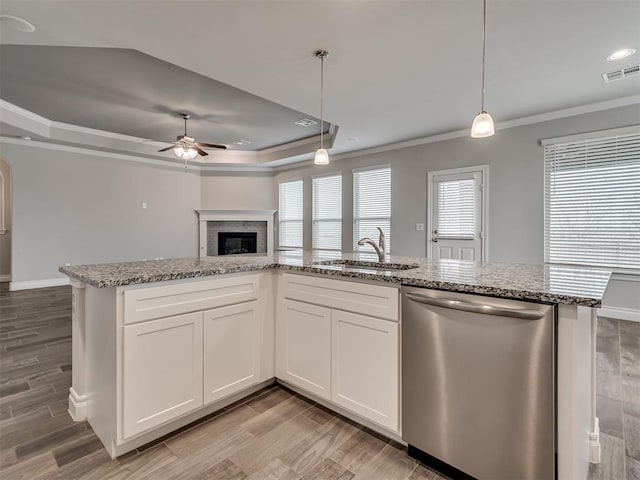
<box><xmin>9</xmin><ymin>277</ymin><xmax>70</xmax><ymax>291</ymax></box>
<box><xmin>0</xmin><ymin>274</ymin><xmax>11</xmax><ymax>282</ymax></box>
<box><xmin>598</xmin><ymin>306</ymin><xmax>640</xmax><ymax>323</ymax></box>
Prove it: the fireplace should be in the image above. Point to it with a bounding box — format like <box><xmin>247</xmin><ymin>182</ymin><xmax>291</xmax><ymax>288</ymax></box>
<box><xmin>197</xmin><ymin>210</ymin><xmax>275</xmax><ymax>257</ymax></box>
<box><xmin>218</xmin><ymin>232</ymin><xmax>258</xmax><ymax>255</ymax></box>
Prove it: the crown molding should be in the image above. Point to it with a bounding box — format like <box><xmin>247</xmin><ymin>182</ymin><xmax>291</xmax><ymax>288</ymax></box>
<box><xmin>0</xmin><ymin>137</ymin><xmax>274</xmax><ymax>174</ymax></box>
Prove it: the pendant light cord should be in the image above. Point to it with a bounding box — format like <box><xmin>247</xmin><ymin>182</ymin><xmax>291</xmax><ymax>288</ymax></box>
<box><xmin>320</xmin><ymin>53</ymin><xmax>325</xmax><ymax>149</ymax></box>
<box><xmin>481</xmin><ymin>0</ymin><xmax>487</xmax><ymax>112</ymax></box>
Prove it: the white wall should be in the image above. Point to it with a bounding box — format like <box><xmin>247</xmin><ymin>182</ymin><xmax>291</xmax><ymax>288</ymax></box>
<box><xmin>1</xmin><ymin>143</ymin><xmax>202</xmax><ymax>284</ymax></box>
<box><xmin>274</xmin><ymin>104</ymin><xmax>640</xmax><ymax>310</ymax></box>
<box><xmin>201</xmin><ymin>172</ymin><xmax>274</xmax><ymax>210</ymax></box>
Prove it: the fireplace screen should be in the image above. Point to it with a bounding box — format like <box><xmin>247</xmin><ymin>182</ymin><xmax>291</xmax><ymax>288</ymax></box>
<box><xmin>218</xmin><ymin>232</ymin><xmax>258</xmax><ymax>255</ymax></box>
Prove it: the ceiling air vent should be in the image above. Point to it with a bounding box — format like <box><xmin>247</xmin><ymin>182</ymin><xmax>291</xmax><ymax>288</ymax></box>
<box><xmin>294</xmin><ymin>118</ymin><xmax>318</xmax><ymax>127</ymax></box>
<box><xmin>602</xmin><ymin>64</ymin><xmax>640</xmax><ymax>83</ymax></box>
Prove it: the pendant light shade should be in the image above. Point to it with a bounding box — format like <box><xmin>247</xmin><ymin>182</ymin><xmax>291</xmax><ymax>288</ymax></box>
<box><xmin>314</xmin><ymin>148</ymin><xmax>329</xmax><ymax>165</ymax></box>
<box><xmin>314</xmin><ymin>50</ymin><xmax>330</xmax><ymax>165</ymax></box>
<box><xmin>471</xmin><ymin>0</ymin><xmax>495</xmax><ymax>138</ymax></box>
<box><xmin>471</xmin><ymin>111</ymin><xmax>495</xmax><ymax>138</ymax></box>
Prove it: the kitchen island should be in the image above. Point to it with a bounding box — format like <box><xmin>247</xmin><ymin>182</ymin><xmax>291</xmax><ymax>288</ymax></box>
<box><xmin>60</xmin><ymin>251</ymin><xmax>611</xmax><ymax>479</ymax></box>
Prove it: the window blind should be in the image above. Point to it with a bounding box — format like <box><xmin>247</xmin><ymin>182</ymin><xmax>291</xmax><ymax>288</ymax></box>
<box><xmin>436</xmin><ymin>178</ymin><xmax>476</xmax><ymax>239</ymax></box>
<box><xmin>544</xmin><ymin>130</ymin><xmax>640</xmax><ymax>271</ymax></box>
<box><xmin>312</xmin><ymin>174</ymin><xmax>342</xmax><ymax>250</ymax></box>
<box><xmin>353</xmin><ymin>166</ymin><xmax>391</xmax><ymax>253</ymax></box>
<box><xmin>278</xmin><ymin>180</ymin><xmax>303</xmax><ymax>249</ymax></box>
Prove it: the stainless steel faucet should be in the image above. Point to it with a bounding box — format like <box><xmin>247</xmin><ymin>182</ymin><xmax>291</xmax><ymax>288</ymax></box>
<box><xmin>357</xmin><ymin>227</ymin><xmax>386</xmax><ymax>262</ymax></box>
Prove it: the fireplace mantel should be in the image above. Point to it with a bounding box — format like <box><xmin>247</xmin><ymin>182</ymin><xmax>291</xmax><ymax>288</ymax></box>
<box><xmin>196</xmin><ymin>210</ymin><xmax>276</xmax><ymax>257</ymax></box>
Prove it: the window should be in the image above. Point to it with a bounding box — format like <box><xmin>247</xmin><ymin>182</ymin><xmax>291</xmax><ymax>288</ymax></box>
<box><xmin>312</xmin><ymin>174</ymin><xmax>342</xmax><ymax>250</ymax></box>
<box><xmin>435</xmin><ymin>176</ymin><xmax>478</xmax><ymax>239</ymax></box>
<box><xmin>544</xmin><ymin>128</ymin><xmax>640</xmax><ymax>271</ymax></box>
<box><xmin>353</xmin><ymin>166</ymin><xmax>391</xmax><ymax>253</ymax></box>
<box><xmin>278</xmin><ymin>179</ymin><xmax>303</xmax><ymax>249</ymax></box>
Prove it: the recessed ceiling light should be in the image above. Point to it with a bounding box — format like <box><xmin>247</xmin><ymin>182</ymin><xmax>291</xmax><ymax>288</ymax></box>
<box><xmin>0</xmin><ymin>14</ymin><xmax>36</xmax><ymax>33</ymax></box>
<box><xmin>232</xmin><ymin>139</ymin><xmax>251</xmax><ymax>146</ymax></box>
<box><xmin>294</xmin><ymin>118</ymin><xmax>318</xmax><ymax>127</ymax></box>
<box><xmin>607</xmin><ymin>48</ymin><xmax>636</xmax><ymax>61</ymax></box>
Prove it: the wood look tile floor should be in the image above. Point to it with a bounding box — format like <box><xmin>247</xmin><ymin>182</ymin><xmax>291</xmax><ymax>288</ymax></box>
<box><xmin>0</xmin><ymin>282</ymin><xmax>636</xmax><ymax>480</ymax></box>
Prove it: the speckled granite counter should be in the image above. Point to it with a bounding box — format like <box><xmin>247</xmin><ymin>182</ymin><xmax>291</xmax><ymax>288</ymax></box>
<box><xmin>59</xmin><ymin>251</ymin><xmax>611</xmax><ymax>307</ymax></box>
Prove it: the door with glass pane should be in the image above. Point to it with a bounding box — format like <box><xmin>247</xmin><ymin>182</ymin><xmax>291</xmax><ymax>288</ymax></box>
<box><xmin>429</xmin><ymin>168</ymin><xmax>485</xmax><ymax>260</ymax></box>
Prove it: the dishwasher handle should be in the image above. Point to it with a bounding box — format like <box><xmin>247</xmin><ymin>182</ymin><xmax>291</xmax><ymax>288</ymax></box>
<box><xmin>405</xmin><ymin>292</ymin><xmax>546</xmax><ymax>320</ymax></box>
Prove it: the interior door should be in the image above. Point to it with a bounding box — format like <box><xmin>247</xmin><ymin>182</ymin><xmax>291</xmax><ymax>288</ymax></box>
<box><xmin>430</xmin><ymin>169</ymin><xmax>484</xmax><ymax>260</ymax></box>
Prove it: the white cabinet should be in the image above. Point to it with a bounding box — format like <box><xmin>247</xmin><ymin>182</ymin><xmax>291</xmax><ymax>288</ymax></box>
<box><xmin>203</xmin><ymin>301</ymin><xmax>261</xmax><ymax>404</ymax></box>
<box><xmin>122</xmin><ymin>311</ymin><xmax>203</xmax><ymax>439</ymax></box>
<box><xmin>277</xmin><ymin>299</ymin><xmax>332</xmax><ymax>400</ymax></box>
<box><xmin>331</xmin><ymin>310</ymin><xmax>399</xmax><ymax>431</ymax></box>
<box><xmin>276</xmin><ymin>274</ymin><xmax>400</xmax><ymax>432</ymax></box>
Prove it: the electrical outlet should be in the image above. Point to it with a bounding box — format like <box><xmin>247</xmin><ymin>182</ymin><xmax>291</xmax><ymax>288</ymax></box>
<box><xmin>64</xmin><ymin>262</ymin><xmax>71</xmax><ymax>266</ymax></box>
<box><xmin>416</xmin><ymin>223</ymin><xmax>425</xmax><ymax>231</ymax></box>
<box><xmin>142</xmin><ymin>202</ymin><xmax>147</xmax><ymax>209</ymax></box>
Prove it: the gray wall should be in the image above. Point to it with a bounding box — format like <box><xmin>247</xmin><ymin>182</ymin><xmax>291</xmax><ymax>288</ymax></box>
<box><xmin>274</xmin><ymin>104</ymin><xmax>640</xmax><ymax>309</ymax></box>
<box><xmin>0</xmin><ymin>157</ymin><xmax>11</xmax><ymax>277</ymax></box>
<box><xmin>1</xmin><ymin>144</ymin><xmax>202</xmax><ymax>283</ymax></box>
<box><xmin>201</xmin><ymin>172</ymin><xmax>274</xmax><ymax>210</ymax></box>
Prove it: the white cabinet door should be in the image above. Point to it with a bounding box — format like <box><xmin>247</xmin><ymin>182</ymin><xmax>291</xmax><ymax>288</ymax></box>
<box><xmin>331</xmin><ymin>310</ymin><xmax>399</xmax><ymax>432</ymax></box>
<box><xmin>277</xmin><ymin>299</ymin><xmax>331</xmax><ymax>400</ymax></box>
<box><xmin>203</xmin><ymin>302</ymin><xmax>261</xmax><ymax>404</ymax></box>
<box><xmin>122</xmin><ymin>311</ymin><xmax>203</xmax><ymax>439</ymax></box>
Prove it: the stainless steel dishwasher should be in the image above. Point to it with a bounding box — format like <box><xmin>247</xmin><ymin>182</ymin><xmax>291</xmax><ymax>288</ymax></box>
<box><xmin>402</xmin><ymin>286</ymin><xmax>556</xmax><ymax>480</ymax></box>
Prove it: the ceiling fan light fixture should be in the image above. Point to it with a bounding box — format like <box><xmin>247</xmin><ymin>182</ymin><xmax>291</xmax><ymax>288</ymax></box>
<box><xmin>174</xmin><ymin>145</ymin><xmax>197</xmax><ymax>160</ymax></box>
<box><xmin>314</xmin><ymin>49</ymin><xmax>330</xmax><ymax>165</ymax></box>
<box><xmin>471</xmin><ymin>0</ymin><xmax>495</xmax><ymax>139</ymax></box>
<box><xmin>471</xmin><ymin>111</ymin><xmax>495</xmax><ymax>138</ymax></box>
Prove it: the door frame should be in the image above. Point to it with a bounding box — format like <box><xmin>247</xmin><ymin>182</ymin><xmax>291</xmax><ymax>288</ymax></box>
<box><xmin>426</xmin><ymin>165</ymin><xmax>489</xmax><ymax>261</ymax></box>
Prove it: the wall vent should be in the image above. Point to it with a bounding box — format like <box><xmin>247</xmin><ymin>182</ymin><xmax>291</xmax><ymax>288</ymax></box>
<box><xmin>602</xmin><ymin>64</ymin><xmax>640</xmax><ymax>83</ymax></box>
<box><xmin>294</xmin><ymin>118</ymin><xmax>318</xmax><ymax>127</ymax></box>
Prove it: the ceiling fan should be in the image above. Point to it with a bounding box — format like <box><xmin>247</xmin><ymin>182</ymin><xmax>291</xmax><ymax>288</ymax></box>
<box><xmin>158</xmin><ymin>114</ymin><xmax>227</xmax><ymax>163</ymax></box>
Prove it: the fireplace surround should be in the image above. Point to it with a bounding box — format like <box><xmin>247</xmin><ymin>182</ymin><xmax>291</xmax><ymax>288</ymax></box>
<box><xmin>196</xmin><ymin>210</ymin><xmax>275</xmax><ymax>257</ymax></box>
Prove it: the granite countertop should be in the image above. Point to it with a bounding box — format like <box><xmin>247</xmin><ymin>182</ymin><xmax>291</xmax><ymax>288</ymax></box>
<box><xmin>59</xmin><ymin>251</ymin><xmax>612</xmax><ymax>307</ymax></box>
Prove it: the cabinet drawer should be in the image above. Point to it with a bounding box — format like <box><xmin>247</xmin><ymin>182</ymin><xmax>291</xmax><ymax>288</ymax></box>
<box><xmin>281</xmin><ymin>273</ymin><xmax>399</xmax><ymax>321</ymax></box>
<box><xmin>124</xmin><ymin>275</ymin><xmax>260</xmax><ymax>324</ymax></box>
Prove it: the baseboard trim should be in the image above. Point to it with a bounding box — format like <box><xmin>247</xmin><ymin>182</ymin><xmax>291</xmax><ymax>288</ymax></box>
<box><xmin>598</xmin><ymin>306</ymin><xmax>640</xmax><ymax>323</ymax></box>
<box><xmin>68</xmin><ymin>387</ymin><xmax>89</xmax><ymax>421</ymax></box>
<box><xmin>9</xmin><ymin>277</ymin><xmax>70</xmax><ymax>291</ymax></box>
<box><xmin>0</xmin><ymin>274</ymin><xmax>11</xmax><ymax>282</ymax></box>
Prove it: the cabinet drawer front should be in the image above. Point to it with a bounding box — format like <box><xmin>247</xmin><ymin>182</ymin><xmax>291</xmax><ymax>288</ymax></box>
<box><xmin>281</xmin><ymin>273</ymin><xmax>399</xmax><ymax>321</ymax></box>
<box><xmin>124</xmin><ymin>275</ymin><xmax>260</xmax><ymax>324</ymax></box>
<box><xmin>122</xmin><ymin>312</ymin><xmax>203</xmax><ymax>439</ymax></box>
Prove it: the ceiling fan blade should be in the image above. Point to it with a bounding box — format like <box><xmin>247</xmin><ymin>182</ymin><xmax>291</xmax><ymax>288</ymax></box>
<box><xmin>195</xmin><ymin>146</ymin><xmax>208</xmax><ymax>157</ymax></box>
<box><xmin>157</xmin><ymin>145</ymin><xmax>175</xmax><ymax>152</ymax></box>
<box><xmin>197</xmin><ymin>142</ymin><xmax>227</xmax><ymax>150</ymax></box>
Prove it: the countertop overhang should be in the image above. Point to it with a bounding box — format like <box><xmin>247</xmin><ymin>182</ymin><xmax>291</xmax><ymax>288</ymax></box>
<box><xmin>59</xmin><ymin>251</ymin><xmax>612</xmax><ymax>307</ymax></box>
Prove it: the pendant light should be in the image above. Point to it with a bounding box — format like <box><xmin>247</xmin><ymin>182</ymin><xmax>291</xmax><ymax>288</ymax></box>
<box><xmin>314</xmin><ymin>50</ymin><xmax>330</xmax><ymax>165</ymax></box>
<box><xmin>471</xmin><ymin>0</ymin><xmax>495</xmax><ymax>138</ymax></box>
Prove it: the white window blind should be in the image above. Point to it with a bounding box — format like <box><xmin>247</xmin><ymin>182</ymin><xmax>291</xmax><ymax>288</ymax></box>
<box><xmin>353</xmin><ymin>166</ymin><xmax>391</xmax><ymax>253</ymax></box>
<box><xmin>544</xmin><ymin>130</ymin><xmax>640</xmax><ymax>271</ymax></box>
<box><xmin>279</xmin><ymin>180</ymin><xmax>303</xmax><ymax>249</ymax></box>
<box><xmin>313</xmin><ymin>174</ymin><xmax>342</xmax><ymax>250</ymax></box>
<box><xmin>436</xmin><ymin>178</ymin><xmax>476</xmax><ymax>239</ymax></box>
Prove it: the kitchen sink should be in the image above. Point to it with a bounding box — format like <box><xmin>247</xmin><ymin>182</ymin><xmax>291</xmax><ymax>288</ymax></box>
<box><xmin>313</xmin><ymin>259</ymin><xmax>420</xmax><ymax>271</ymax></box>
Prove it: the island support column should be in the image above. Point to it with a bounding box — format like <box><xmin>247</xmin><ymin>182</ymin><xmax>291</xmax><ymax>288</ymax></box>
<box><xmin>68</xmin><ymin>279</ymin><xmax>89</xmax><ymax>421</ymax></box>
